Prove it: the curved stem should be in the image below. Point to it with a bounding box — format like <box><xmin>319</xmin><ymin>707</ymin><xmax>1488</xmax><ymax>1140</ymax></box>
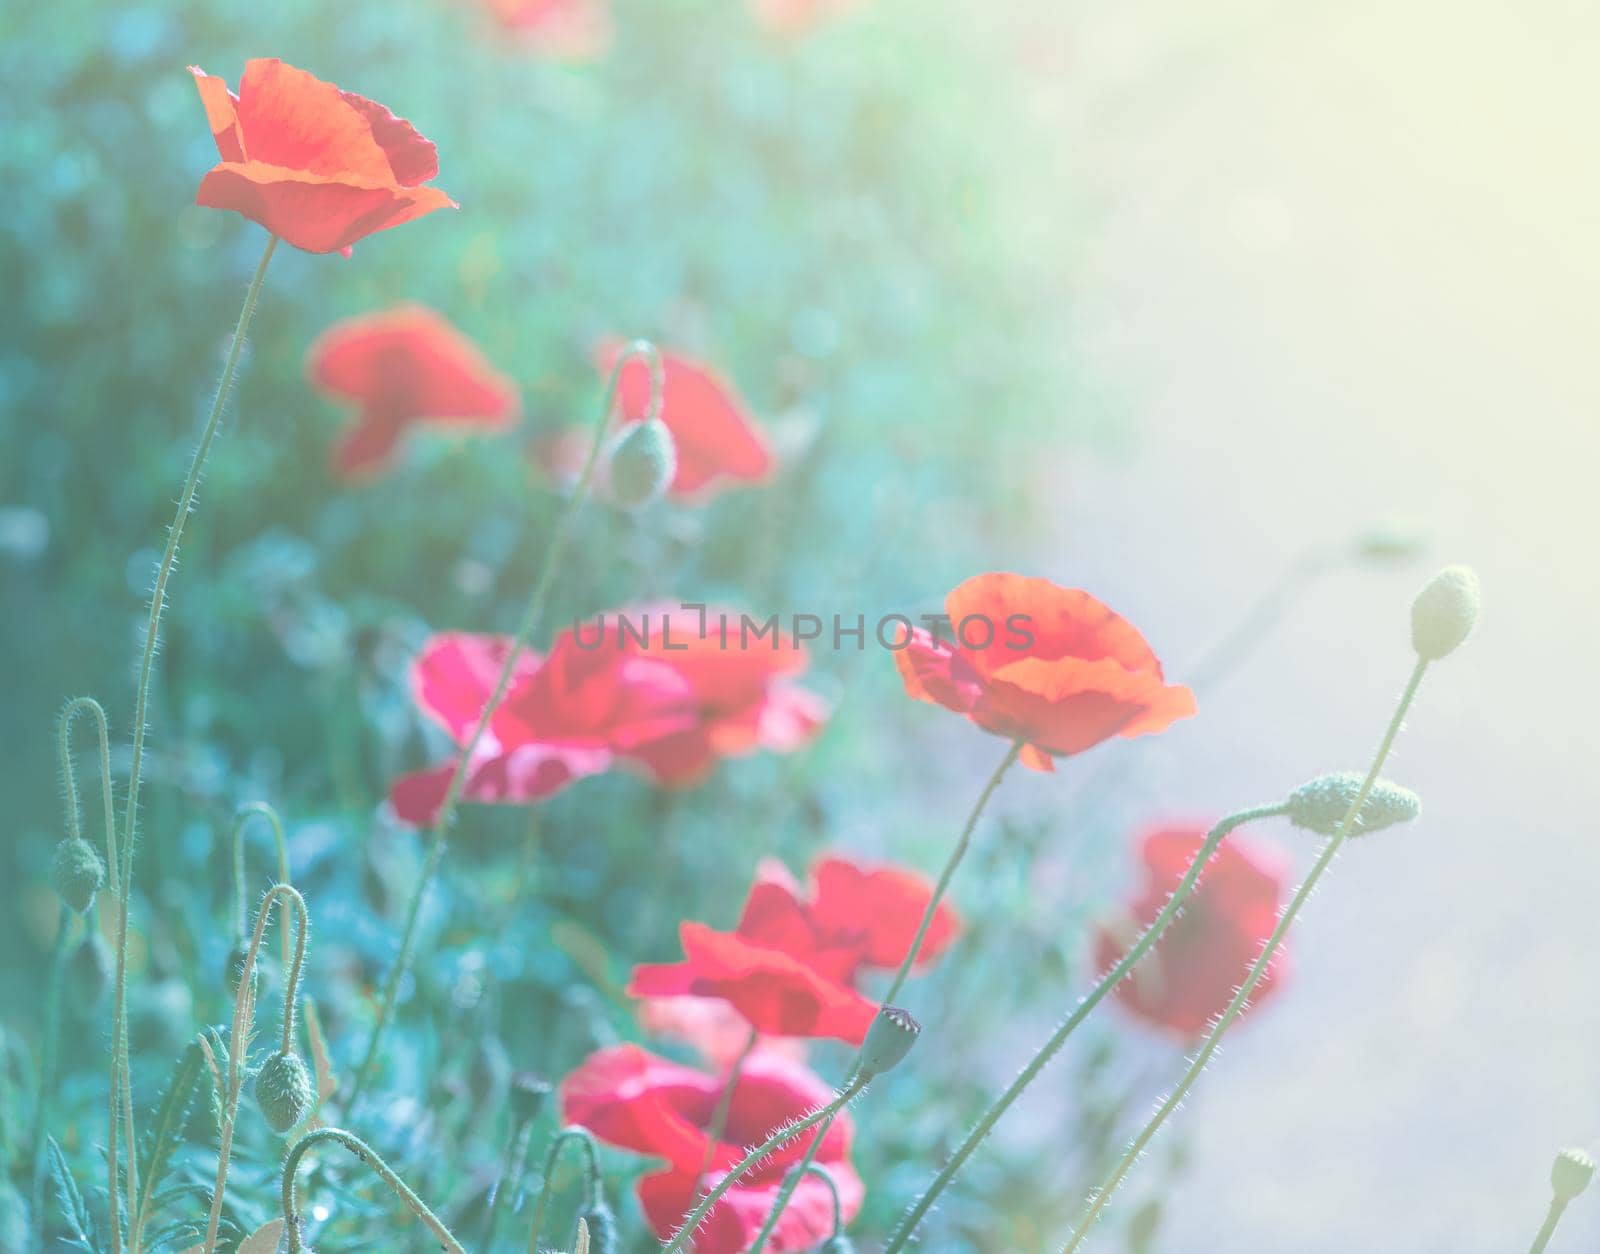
<box><xmin>696</xmin><ymin>1027</ymin><xmax>760</xmax><ymax>1189</ymax></box>
<box><xmin>802</xmin><ymin>1164</ymin><xmax>844</xmax><ymax>1238</ymax></box>
<box><xmin>231</xmin><ymin>802</ymin><xmax>292</xmax><ymax>970</ymax></box>
<box><xmin>1061</xmin><ymin>657</ymin><xmax>1430</xmax><ymax>1251</ymax></box>
<box><xmin>348</xmin><ymin>340</ymin><xmax>664</xmax><ymax>1110</ymax></box>
<box><xmin>883</xmin><ymin>802</ymin><xmax>1289</xmax><ymax>1253</ymax></box>
<box><xmin>482</xmin><ymin>1110</ymin><xmax>534</xmax><ymax>1253</ymax></box>
<box><xmin>1528</xmin><ymin>1198</ymin><xmax>1568</xmax><ymax>1254</ymax></box>
<box><xmin>29</xmin><ymin>905</ymin><xmax>76</xmax><ymax>1247</ymax></box>
<box><xmin>282</xmin><ymin>1126</ymin><xmax>465</xmax><ymax>1253</ymax></box>
<box><xmin>58</xmin><ymin>697</ymin><xmax>118</xmax><ymax>860</ymax></box>
<box><xmin>748</xmin><ymin>738</ymin><xmax>1025</xmax><ymax>1250</ymax></box>
<box><xmin>660</xmin><ymin>1079</ymin><xmax>865</xmax><ymax>1254</ymax></box>
<box><xmin>117</xmin><ymin>235</ymin><xmax>277</xmax><ymax>1252</ymax></box>
<box><xmin>529</xmin><ymin>1125</ymin><xmax>602</xmax><ymax>1253</ymax></box>
<box><xmin>202</xmin><ymin>883</ymin><xmax>308</xmax><ymax>1254</ymax></box>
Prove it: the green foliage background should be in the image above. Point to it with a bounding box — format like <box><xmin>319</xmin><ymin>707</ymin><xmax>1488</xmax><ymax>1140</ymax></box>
<box><xmin>0</xmin><ymin>0</ymin><xmax>1142</xmax><ymax>1249</ymax></box>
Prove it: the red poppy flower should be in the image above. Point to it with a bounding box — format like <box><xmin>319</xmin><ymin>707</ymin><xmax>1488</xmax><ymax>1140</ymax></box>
<box><xmin>895</xmin><ymin>572</ymin><xmax>1196</xmax><ymax>772</ymax></box>
<box><xmin>476</xmin><ymin>0</ymin><xmax>613</xmax><ymax>57</ymax></box>
<box><xmin>387</xmin><ymin>630</ymin><xmax>693</xmax><ymax>826</ymax></box>
<box><xmin>1092</xmin><ymin>824</ymin><xmax>1290</xmax><ymax>1038</ymax></box>
<box><xmin>605</xmin><ymin>607</ymin><xmax>828</xmax><ymax>786</ymax></box>
<box><xmin>563</xmin><ymin>1045</ymin><xmax>861</xmax><ymax>1252</ymax></box>
<box><xmin>629</xmin><ymin>923</ymin><xmax>879</xmax><ymax>1044</ymax></box>
<box><xmin>190</xmin><ymin>59</ymin><xmax>455</xmax><ymax>255</ymax></box>
<box><xmin>306</xmin><ymin>305</ymin><xmax>519</xmax><ymax>479</ymax></box>
<box><xmin>638</xmin><ymin>997</ymin><xmax>808</xmax><ymax>1069</ymax></box>
<box><xmin>737</xmin><ymin>855</ymin><xmax>960</xmax><ymax>985</ymax></box>
<box><xmin>597</xmin><ymin>341</ymin><xmax>773</xmax><ymax>499</ymax></box>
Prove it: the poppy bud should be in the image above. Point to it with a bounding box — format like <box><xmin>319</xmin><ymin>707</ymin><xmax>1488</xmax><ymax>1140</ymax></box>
<box><xmin>255</xmin><ymin>1049</ymin><xmax>314</xmax><ymax>1133</ymax></box>
<box><xmin>510</xmin><ymin>1071</ymin><xmax>552</xmax><ymax>1125</ymax></box>
<box><xmin>50</xmin><ymin>837</ymin><xmax>105</xmax><ymax>914</ymax></box>
<box><xmin>1551</xmin><ymin>1148</ymin><xmax>1596</xmax><ymax>1203</ymax></box>
<box><xmin>581</xmin><ymin>1198</ymin><xmax>618</xmax><ymax>1254</ymax></box>
<box><xmin>1285</xmin><ymin>772</ymin><xmax>1420</xmax><ymax>838</ymax></box>
<box><xmin>858</xmin><ymin>1005</ymin><xmax>921</xmax><ymax>1080</ymax></box>
<box><xmin>606</xmin><ymin>419</ymin><xmax>676</xmax><ymax>508</ymax></box>
<box><xmin>1410</xmin><ymin>565</ymin><xmax>1480</xmax><ymax>660</ymax></box>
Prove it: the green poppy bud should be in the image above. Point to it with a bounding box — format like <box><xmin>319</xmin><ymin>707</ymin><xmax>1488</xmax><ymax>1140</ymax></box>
<box><xmin>858</xmin><ymin>1005</ymin><xmax>921</xmax><ymax>1080</ymax></box>
<box><xmin>255</xmin><ymin>1049</ymin><xmax>314</xmax><ymax>1134</ymax></box>
<box><xmin>581</xmin><ymin>1198</ymin><xmax>618</xmax><ymax>1254</ymax></box>
<box><xmin>1552</xmin><ymin>1148</ymin><xmax>1596</xmax><ymax>1203</ymax></box>
<box><xmin>607</xmin><ymin>419</ymin><xmax>676</xmax><ymax>508</ymax></box>
<box><xmin>510</xmin><ymin>1071</ymin><xmax>552</xmax><ymax>1125</ymax></box>
<box><xmin>1285</xmin><ymin>772</ymin><xmax>1420</xmax><ymax>838</ymax></box>
<box><xmin>1411</xmin><ymin>565</ymin><xmax>1480</xmax><ymax>660</ymax></box>
<box><xmin>50</xmin><ymin>837</ymin><xmax>105</xmax><ymax>914</ymax></box>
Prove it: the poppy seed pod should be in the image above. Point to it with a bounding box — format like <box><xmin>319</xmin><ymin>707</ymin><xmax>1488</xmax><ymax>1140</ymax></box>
<box><xmin>510</xmin><ymin>1071</ymin><xmax>553</xmax><ymax>1125</ymax></box>
<box><xmin>582</xmin><ymin>1198</ymin><xmax>618</xmax><ymax>1254</ymax></box>
<box><xmin>607</xmin><ymin>418</ymin><xmax>677</xmax><ymax>508</ymax></box>
<box><xmin>255</xmin><ymin>1049</ymin><xmax>315</xmax><ymax>1134</ymax></box>
<box><xmin>1411</xmin><ymin>565</ymin><xmax>1480</xmax><ymax>660</ymax></box>
<box><xmin>1551</xmin><ymin>1148</ymin><xmax>1596</xmax><ymax>1203</ymax></box>
<box><xmin>50</xmin><ymin>837</ymin><xmax>105</xmax><ymax>914</ymax></box>
<box><xmin>858</xmin><ymin>1005</ymin><xmax>921</xmax><ymax>1080</ymax></box>
<box><xmin>1285</xmin><ymin>772</ymin><xmax>1420</xmax><ymax>838</ymax></box>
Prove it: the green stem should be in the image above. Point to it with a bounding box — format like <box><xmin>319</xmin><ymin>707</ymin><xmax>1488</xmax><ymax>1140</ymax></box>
<box><xmin>696</xmin><ymin>1027</ymin><xmax>760</xmax><ymax>1189</ymax></box>
<box><xmin>347</xmin><ymin>340</ymin><xmax>664</xmax><ymax>1110</ymax></box>
<box><xmin>282</xmin><ymin>1127</ymin><xmax>465</xmax><ymax>1253</ymax></box>
<box><xmin>29</xmin><ymin>906</ymin><xmax>76</xmax><ymax>1248</ymax></box>
<box><xmin>482</xmin><ymin>1110</ymin><xmax>534</xmax><ymax>1252</ymax></box>
<box><xmin>116</xmin><ymin>234</ymin><xmax>277</xmax><ymax>1253</ymax></box>
<box><xmin>1528</xmin><ymin>1198</ymin><xmax>1568</xmax><ymax>1254</ymax></box>
<box><xmin>746</xmin><ymin>738</ymin><xmax>1025</xmax><ymax>1251</ymax></box>
<box><xmin>201</xmin><ymin>883</ymin><xmax>308</xmax><ymax>1254</ymax></box>
<box><xmin>660</xmin><ymin>1079</ymin><xmax>865</xmax><ymax>1254</ymax></box>
<box><xmin>529</xmin><ymin>1126</ymin><xmax>602</xmax><ymax>1253</ymax></box>
<box><xmin>1061</xmin><ymin>657</ymin><xmax>1430</xmax><ymax>1252</ymax></box>
<box><xmin>231</xmin><ymin>802</ymin><xmax>292</xmax><ymax>971</ymax></box>
<box><xmin>883</xmin><ymin>802</ymin><xmax>1289</xmax><ymax>1253</ymax></box>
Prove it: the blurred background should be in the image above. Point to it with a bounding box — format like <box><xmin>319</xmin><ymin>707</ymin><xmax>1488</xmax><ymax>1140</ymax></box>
<box><xmin>3</xmin><ymin>0</ymin><xmax>1597</xmax><ymax>1250</ymax></box>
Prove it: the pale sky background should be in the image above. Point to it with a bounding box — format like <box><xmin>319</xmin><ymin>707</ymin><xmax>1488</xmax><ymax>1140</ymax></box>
<box><xmin>991</xmin><ymin>1</ymin><xmax>1600</xmax><ymax>1250</ymax></box>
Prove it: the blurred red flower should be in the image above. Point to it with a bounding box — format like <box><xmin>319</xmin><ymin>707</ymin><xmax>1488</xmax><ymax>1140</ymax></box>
<box><xmin>638</xmin><ymin>996</ymin><xmax>808</xmax><ymax>1069</ymax></box>
<box><xmin>563</xmin><ymin>1044</ymin><xmax>861</xmax><ymax>1252</ymax></box>
<box><xmin>476</xmin><ymin>0</ymin><xmax>613</xmax><ymax>58</ymax></box>
<box><xmin>751</xmin><ymin>0</ymin><xmax>863</xmax><ymax>36</ymax></box>
<box><xmin>306</xmin><ymin>305</ymin><xmax>520</xmax><ymax>479</ymax></box>
<box><xmin>629</xmin><ymin>922</ymin><xmax>879</xmax><ymax>1043</ymax></box>
<box><xmin>387</xmin><ymin>631</ymin><xmax>693</xmax><ymax>826</ymax></box>
<box><xmin>190</xmin><ymin>59</ymin><xmax>454</xmax><ymax>255</ymax></box>
<box><xmin>895</xmin><ymin>572</ymin><xmax>1196</xmax><ymax>772</ymax></box>
<box><xmin>608</xmin><ymin>606</ymin><xmax>828</xmax><ymax>786</ymax></box>
<box><xmin>737</xmin><ymin>855</ymin><xmax>960</xmax><ymax>984</ymax></box>
<box><xmin>1092</xmin><ymin>824</ymin><xmax>1290</xmax><ymax>1038</ymax></box>
<box><xmin>597</xmin><ymin>341</ymin><xmax>773</xmax><ymax>499</ymax></box>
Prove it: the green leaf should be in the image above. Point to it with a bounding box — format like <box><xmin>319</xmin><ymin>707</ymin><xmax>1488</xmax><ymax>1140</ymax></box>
<box><xmin>45</xmin><ymin>1135</ymin><xmax>100</xmax><ymax>1252</ymax></box>
<box><xmin>134</xmin><ymin>1039</ymin><xmax>203</xmax><ymax>1233</ymax></box>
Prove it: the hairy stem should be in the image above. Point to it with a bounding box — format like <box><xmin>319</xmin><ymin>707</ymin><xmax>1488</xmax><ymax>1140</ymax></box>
<box><xmin>884</xmin><ymin>802</ymin><xmax>1289</xmax><ymax>1252</ymax></box>
<box><xmin>529</xmin><ymin>1125</ymin><xmax>602</xmax><ymax>1253</ymax></box>
<box><xmin>282</xmin><ymin>1127</ymin><xmax>464</xmax><ymax>1253</ymax></box>
<box><xmin>116</xmin><ymin>235</ymin><xmax>277</xmax><ymax>1252</ymax></box>
<box><xmin>746</xmin><ymin>738</ymin><xmax>1025</xmax><ymax>1250</ymax></box>
<box><xmin>661</xmin><ymin>1079</ymin><xmax>865</xmax><ymax>1254</ymax></box>
<box><xmin>201</xmin><ymin>883</ymin><xmax>308</xmax><ymax>1254</ymax></box>
<box><xmin>1061</xmin><ymin>657</ymin><xmax>1430</xmax><ymax>1251</ymax></box>
<box><xmin>231</xmin><ymin>802</ymin><xmax>292</xmax><ymax>970</ymax></box>
<box><xmin>348</xmin><ymin>340</ymin><xmax>663</xmax><ymax>1109</ymax></box>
